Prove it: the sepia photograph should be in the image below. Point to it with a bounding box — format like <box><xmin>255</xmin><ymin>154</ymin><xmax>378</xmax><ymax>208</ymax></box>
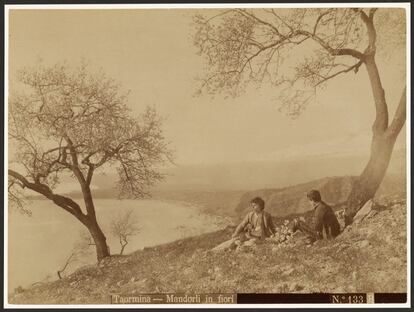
<box><xmin>4</xmin><ymin>2</ymin><xmax>410</xmax><ymax>308</ymax></box>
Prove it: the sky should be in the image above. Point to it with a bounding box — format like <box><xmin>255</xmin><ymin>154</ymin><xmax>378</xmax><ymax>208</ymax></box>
<box><xmin>8</xmin><ymin>8</ymin><xmax>407</xmax><ymax>166</ymax></box>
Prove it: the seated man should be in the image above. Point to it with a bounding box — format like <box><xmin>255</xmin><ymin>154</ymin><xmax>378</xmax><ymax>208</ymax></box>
<box><xmin>292</xmin><ymin>190</ymin><xmax>341</xmax><ymax>243</ymax></box>
<box><xmin>212</xmin><ymin>197</ymin><xmax>276</xmax><ymax>251</ymax></box>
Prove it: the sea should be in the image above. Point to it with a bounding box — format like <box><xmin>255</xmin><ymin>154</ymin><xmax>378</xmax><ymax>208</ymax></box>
<box><xmin>7</xmin><ymin>198</ymin><xmax>227</xmax><ymax>291</ymax></box>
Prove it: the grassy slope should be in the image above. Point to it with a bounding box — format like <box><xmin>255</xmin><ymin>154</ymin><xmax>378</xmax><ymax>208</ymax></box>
<box><xmin>9</xmin><ymin>194</ymin><xmax>407</xmax><ymax>304</ymax></box>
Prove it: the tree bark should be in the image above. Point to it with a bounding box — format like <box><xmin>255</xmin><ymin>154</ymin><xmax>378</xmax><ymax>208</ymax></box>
<box><xmin>344</xmin><ymin>53</ymin><xmax>406</xmax><ymax>226</ymax></box>
<box><xmin>8</xmin><ymin>169</ymin><xmax>111</xmax><ymax>261</ymax></box>
<box><xmin>85</xmin><ymin>217</ymin><xmax>110</xmax><ymax>261</ymax></box>
<box><xmin>77</xmin><ymin>176</ymin><xmax>110</xmax><ymax>261</ymax></box>
<box><xmin>120</xmin><ymin>243</ymin><xmax>126</xmax><ymax>256</ymax></box>
<box><xmin>344</xmin><ymin>133</ymin><xmax>398</xmax><ymax>225</ymax></box>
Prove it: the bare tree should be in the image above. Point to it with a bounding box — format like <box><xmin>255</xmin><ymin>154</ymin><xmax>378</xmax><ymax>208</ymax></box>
<box><xmin>8</xmin><ymin>179</ymin><xmax>32</xmax><ymax>216</ymax></box>
<box><xmin>57</xmin><ymin>230</ymin><xmax>95</xmax><ymax>279</ymax></box>
<box><xmin>8</xmin><ymin>62</ymin><xmax>173</xmax><ymax>261</ymax></box>
<box><xmin>110</xmin><ymin>209</ymin><xmax>140</xmax><ymax>255</ymax></box>
<box><xmin>193</xmin><ymin>8</ymin><xmax>406</xmax><ymax>225</ymax></box>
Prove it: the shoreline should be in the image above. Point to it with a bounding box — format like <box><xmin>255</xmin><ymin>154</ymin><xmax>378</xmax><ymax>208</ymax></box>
<box><xmin>8</xmin><ymin>198</ymin><xmax>232</xmax><ymax>292</ymax></box>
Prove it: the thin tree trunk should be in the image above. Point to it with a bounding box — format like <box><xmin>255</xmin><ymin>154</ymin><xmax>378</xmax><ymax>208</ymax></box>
<box><xmin>120</xmin><ymin>243</ymin><xmax>127</xmax><ymax>256</ymax></box>
<box><xmin>57</xmin><ymin>252</ymin><xmax>75</xmax><ymax>279</ymax></box>
<box><xmin>119</xmin><ymin>235</ymin><xmax>128</xmax><ymax>255</ymax></box>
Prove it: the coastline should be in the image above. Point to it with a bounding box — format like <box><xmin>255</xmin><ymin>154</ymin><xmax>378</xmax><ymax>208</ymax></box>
<box><xmin>8</xmin><ymin>198</ymin><xmax>231</xmax><ymax>292</ymax></box>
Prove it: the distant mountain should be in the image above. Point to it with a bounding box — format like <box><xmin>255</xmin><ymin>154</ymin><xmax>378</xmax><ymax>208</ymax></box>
<box><xmin>29</xmin><ymin>148</ymin><xmax>406</xmax><ymax>201</ymax></box>
<box><xmin>152</xmin><ymin>147</ymin><xmax>406</xmax><ymax>192</ymax></box>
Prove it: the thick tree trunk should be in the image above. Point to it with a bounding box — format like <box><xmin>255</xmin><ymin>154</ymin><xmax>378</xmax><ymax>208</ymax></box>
<box><xmin>343</xmin><ymin>48</ymin><xmax>406</xmax><ymax>226</ymax></box>
<box><xmin>86</xmin><ymin>217</ymin><xmax>110</xmax><ymax>261</ymax></box>
<box><xmin>344</xmin><ymin>133</ymin><xmax>397</xmax><ymax>226</ymax></box>
<box><xmin>80</xmin><ymin>183</ymin><xmax>110</xmax><ymax>261</ymax></box>
<box><xmin>8</xmin><ymin>152</ymin><xmax>111</xmax><ymax>262</ymax></box>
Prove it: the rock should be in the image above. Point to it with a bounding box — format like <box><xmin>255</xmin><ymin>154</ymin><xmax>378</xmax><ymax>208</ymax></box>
<box><xmin>356</xmin><ymin>240</ymin><xmax>370</xmax><ymax>248</ymax></box>
<box><xmin>235</xmin><ymin>245</ymin><xmax>247</xmax><ymax>253</ymax></box>
<box><xmin>367</xmin><ymin>210</ymin><xmax>378</xmax><ymax>219</ymax></box>
<box><xmin>271</xmin><ymin>246</ymin><xmax>280</xmax><ymax>253</ymax></box>
<box><xmin>289</xmin><ymin>282</ymin><xmax>304</xmax><ymax>292</ymax></box>
<box><xmin>282</xmin><ymin>267</ymin><xmax>295</xmax><ymax>276</ymax></box>
<box><xmin>354</xmin><ymin>200</ymin><xmax>373</xmax><ymax>224</ymax></box>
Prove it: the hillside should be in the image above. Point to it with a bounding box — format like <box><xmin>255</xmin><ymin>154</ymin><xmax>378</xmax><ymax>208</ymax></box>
<box><xmin>235</xmin><ymin>173</ymin><xmax>406</xmax><ymax>219</ymax></box>
<box><xmin>150</xmin><ymin>173</ymin><xmax>405</xmax><ymax>221</ymax></box>
<box><xmin>9</xmin><ymin>194</ymin><xmax>407</xmax><ymax>304</ymax></box>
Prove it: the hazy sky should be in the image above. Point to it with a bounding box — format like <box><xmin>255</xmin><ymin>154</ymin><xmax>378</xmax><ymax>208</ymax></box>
<box><xmin>8</xmin><ymin>8</ymin><xmax>407</xmax><ymax>165</ymax></box>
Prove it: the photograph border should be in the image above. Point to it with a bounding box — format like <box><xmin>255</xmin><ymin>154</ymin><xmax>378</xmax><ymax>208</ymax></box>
<box><xmin>3</xmin><ymin>1</ymin><xmax>411</xmax><ymax>309</ymax></box>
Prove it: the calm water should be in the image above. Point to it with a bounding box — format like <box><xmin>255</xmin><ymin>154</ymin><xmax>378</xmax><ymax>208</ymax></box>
<box><xmin>8</xmin><ymin>199</ymin><xmax>226</xmax><ymax>291</ymax></box>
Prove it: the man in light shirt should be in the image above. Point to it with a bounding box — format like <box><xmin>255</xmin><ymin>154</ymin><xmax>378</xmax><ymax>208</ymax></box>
<box><xmin>212</xmin><ymin>197</ymin><xmax>276</xmax><ymax>251</ymax></box>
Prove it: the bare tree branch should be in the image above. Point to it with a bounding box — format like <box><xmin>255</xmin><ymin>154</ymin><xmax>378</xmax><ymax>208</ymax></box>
<box><xmin>110</xmin><ymin>210</ymin><xmax>140</xmax><ymax>255</ymax></box>
<box><xmin>315</xmin><ymin>60</ymin><xmax>363</xmax><ymax>86</ymax></box>
<box><xmin>8</xmin><ymin>169</ymin><xmax>86</xmax><ymax>221</ymax></box>
<box><xmin>193</xmin><ymin>8</ymin><xmax>369</xmax><ymax>113</ymax></box>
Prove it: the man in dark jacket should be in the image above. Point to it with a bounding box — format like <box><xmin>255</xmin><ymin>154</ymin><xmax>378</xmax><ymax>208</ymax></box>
<box><xmin>292</xmin><ymin>190</ymin><xmax>341</xmax><ymax>242</ymax></box>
